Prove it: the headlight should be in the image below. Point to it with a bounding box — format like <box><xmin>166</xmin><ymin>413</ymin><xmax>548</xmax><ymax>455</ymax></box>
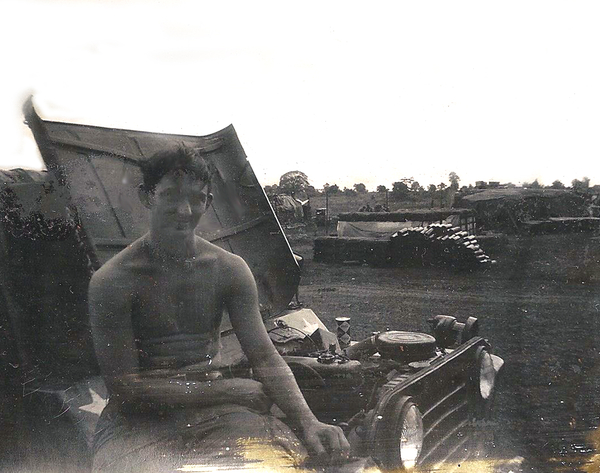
<box><xmin>473</xmin><ymin>346</ymin><xmax>504</xmax><ymax>419</ymax></box>
<box><xmin>478</xmin><ymin>350</ymin><xmax>495</xmax><ymax>400</ymax></box>
<box><xmin>399</xmin><ymin>403</ymin><xmax>424</xmax><ymax>469</ymax></box>
<box><xmin>368</xmin><ymin>396</ymin><xmax>424</xmax><ymax>470</ymax></box>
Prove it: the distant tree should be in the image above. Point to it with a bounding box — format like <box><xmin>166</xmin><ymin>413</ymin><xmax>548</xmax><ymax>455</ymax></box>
<box><xmin>353</xmin><ymin>183</ymin><xmax>367</xmax><ymax>193</ymax></box>
<box><xmin>343</xmin><ymin>187</ymin><xmax>357</xmax><ymax>196</ymax></box>
<box><xmin>572</xmin><ymin>177</ymin><xmax>590</xmax><ymax>192</ymax></box>
<box><xmin>392</xmin><ymin>181</ymin><xmax>410</xmax><ymax>198</ymax></box>
<box><xmin>410</xmin><ymin>181</ymin><xmax>423</xmax><ymax>193</ymax></box>
<box><xmin>264</xmin><ymin>184</ymin><xmax>279</xmax><ymax>195</ymax></box>
<box><xmin>279</xmin><ymin>171</ymin><xmax>310</xmax><ymax>195</ymax></box>
<box><xmin>305</xmin><ymin>185</ymin><xmax>317</xmax><ymax>197</ymax></box>
<box><xmin>551</xmin><ymin>180</ymin><xmax>566</xmax><ymax>189</ymax></box>
<box><xmin>400</xmin><ymin>177</ymin><xmax>414</xmax><ymax>190</ymax></box>
<box><xmin>448</xmin><ymin>172</ymin><xmax>460</xmax><ymax>190</ymax></box>
<box><xmin>437</xmin><ymin>183</ymin><xmax>447</xmax><ymax>208</ymax></box>
<box><xmin>426</xmin><ymin>184</ymin><xmax>437</xmax><ymax>207</ymax></box>
<box><xmin>376</xmin><ymin>185</ymin><xmax>388</xmax><ymax>193</ymax></box>
<box><xmin>323</xmin><ymin>183</ymin><xmax>339</xmax><ymax>194</ymax></box>
<box><xmin>523</xmin><ymin>179</ymin><xmax>542</xmax><ymax>189</ymax></box>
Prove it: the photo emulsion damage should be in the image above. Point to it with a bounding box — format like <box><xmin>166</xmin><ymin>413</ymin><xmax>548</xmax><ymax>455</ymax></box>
<box><xmin>2</xmin><ymin>95</ymin><xmax>600</xmax><ymax>472</ymax></box>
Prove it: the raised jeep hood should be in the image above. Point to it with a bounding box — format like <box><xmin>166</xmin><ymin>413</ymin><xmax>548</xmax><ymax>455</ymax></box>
<box><xmin>24</xmin><ymin>98</ymin><xmax>300</xmax><ymax>317</ymax></box>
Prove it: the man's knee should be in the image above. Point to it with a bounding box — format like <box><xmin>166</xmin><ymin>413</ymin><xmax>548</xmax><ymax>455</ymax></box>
<box><xmin>209</xmin><ymin>410</ymin><xmax>275</xmax><ymax>441</ymax></box>
<box><xmin>207</xmin><ymin>410</ymin><xmax>305</xmax><ymax>451</ymax></box>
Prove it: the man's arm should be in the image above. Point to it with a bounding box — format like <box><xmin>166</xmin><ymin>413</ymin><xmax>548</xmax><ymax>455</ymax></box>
<box><xmin>88</xmin><ymin>265</ymin><xmax>138</xmax><ymax>393</ymax></box>
<box><xmin>88</xmin><ymin>263</ymin><xmax>269</xmax><ymax>411</ymax></box>
<box><xmin>223</xmin><ymin>254</ymin><xmax>350</xmax><ymax>458</ymax></box>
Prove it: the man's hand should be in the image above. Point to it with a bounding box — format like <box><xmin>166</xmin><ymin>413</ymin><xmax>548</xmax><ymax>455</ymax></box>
<box><xmin>300</xmin><ymin>420</ymin><xmax>351</xmax><ymax>462</ymax></box>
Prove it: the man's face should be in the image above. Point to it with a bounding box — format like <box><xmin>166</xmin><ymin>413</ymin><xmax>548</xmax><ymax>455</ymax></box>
<box><xmin>149</xmin><ymin>170</ymin><xmax>211</xmax><ymax>238</ymax></box>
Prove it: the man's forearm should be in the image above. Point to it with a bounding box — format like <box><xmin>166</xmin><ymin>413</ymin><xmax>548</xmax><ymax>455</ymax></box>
<box><xmin>251</xmin><ymin>354</ymin><xmax>319</xmax><ymax>429</ymax></box>
<box><xmin>109</xmin><ymin>375</ymin><xmax>271</xmax><ymax>411</ymax></box>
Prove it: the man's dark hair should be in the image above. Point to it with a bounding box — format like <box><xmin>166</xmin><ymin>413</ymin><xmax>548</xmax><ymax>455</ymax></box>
<box><xmin>139</xmin><ymin>145</ymin><xmax>212</xmax><ymax>193</ymax></box>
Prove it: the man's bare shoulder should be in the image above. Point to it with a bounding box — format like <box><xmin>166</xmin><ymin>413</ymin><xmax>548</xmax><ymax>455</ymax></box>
<box><xmin>196</xmin><ymin>237</ymin><xmax>247</xmax><ymax>269</ymax></box>
<box><xmin>89</xmin><ymin>237</ymin><xmax>149</xmax><ymax>290</ymax></box>
<box><xmin>195</xmin><ymin>237</ymin><xmax>251</xmax><ymax>288</ymax></box>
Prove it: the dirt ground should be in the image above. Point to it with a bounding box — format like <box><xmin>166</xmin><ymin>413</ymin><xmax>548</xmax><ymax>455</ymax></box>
<box><xmin>5</xmin><ymin>225</ymin><xmax>600</xmax><ymax>472</ymax></box>
<box><xmin>286</xmin><ymin>225</ymin><xmax>600</xmax><ymax>473</ymax></box>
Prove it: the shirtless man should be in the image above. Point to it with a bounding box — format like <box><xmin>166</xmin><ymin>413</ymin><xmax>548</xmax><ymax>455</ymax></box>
<box><xmin>88</xmin><ymin>146</ymin><xmax>350</xmax><ymax>472</ymax></box>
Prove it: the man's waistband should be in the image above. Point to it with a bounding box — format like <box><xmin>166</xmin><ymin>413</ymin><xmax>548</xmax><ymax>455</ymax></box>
<box><xmin>173</xmin><ymin>370</ymin><xmax>228</xmax><ymax>381</ymax></box>
<box><xmin>171</xmin><ymin>366</ymin><xmax>253</xmax><ymax>382</ymax></box>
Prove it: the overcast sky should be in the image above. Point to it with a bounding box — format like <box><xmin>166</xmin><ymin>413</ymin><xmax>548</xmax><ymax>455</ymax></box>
<box><xmin>2</xmin><ymin>0</ymin><xmax>599</xmax><ymax>190</ymax></box>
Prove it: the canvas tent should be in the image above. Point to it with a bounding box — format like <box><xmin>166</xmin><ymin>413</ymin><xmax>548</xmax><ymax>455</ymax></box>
<box><xmin>269</xmin><ymin>194</ymin><xmax>306</xmax><ymax>224</ymax></box>
<box><xmin>337</xmin><ymin>209</ymin><xmax>476</xmax><ymax>239</ymax></box>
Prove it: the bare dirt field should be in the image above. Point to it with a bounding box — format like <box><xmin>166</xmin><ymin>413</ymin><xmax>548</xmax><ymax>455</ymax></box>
<box><xmin>286</xmin><ymin>225</ymin><xmax>600</xmax><ymax>472</ymax></box>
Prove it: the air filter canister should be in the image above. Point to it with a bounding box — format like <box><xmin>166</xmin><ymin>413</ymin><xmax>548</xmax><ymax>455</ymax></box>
<box><xmin>376</xmin><ymin>331</ymin><xmax>437</xmax><ymax>363</ymax></box>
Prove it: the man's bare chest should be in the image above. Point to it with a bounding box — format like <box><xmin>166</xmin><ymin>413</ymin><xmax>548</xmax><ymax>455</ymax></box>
<box><xmin>132</xmin><ymin>265</ymin><xmax>223</xmax><ymax>336</ymax></box>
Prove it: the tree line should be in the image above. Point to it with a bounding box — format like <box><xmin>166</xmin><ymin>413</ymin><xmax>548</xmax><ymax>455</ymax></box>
<box><xmin>522</xmin><ymin>177</ymin><xmax>592</xmax><ymax>191</ymax></box>
<box><xmin>264</xmin><ymin>172</ymin><xmax>594</xmax><ymax>199</ymax></box>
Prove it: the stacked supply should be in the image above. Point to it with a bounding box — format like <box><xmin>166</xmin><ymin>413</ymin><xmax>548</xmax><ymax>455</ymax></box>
<box><xmin>390</xmin><ymin>223</ymin><xmax>496</xmax><ymax>269</ymax></box>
